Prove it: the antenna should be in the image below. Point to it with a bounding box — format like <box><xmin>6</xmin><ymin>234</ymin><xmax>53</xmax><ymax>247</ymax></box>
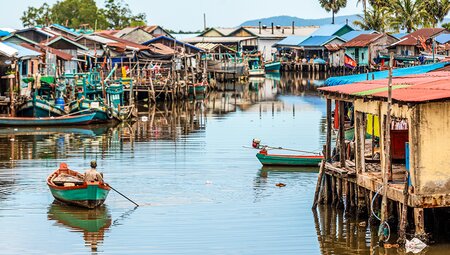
<box><xmin>203</xmin><ymin>13</ymin><xmax>206</xmax><ymax>30</ymax></box>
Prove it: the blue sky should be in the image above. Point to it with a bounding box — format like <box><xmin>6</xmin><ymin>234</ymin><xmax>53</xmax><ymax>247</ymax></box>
<box><xmin>4</xmin><ymin>0</ymin><xmax>450</xmax><ymax>31</ymax></box>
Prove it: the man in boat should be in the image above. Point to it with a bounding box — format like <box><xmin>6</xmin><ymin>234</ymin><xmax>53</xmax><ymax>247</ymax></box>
<box><xmin>84</xmin><ymin>160</ymin><xmax>104</xmax><ymax>183</ymax></box>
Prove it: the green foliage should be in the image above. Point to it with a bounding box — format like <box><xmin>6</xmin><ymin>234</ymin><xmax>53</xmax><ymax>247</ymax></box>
<box><xmin>318</xmin><ymin>0</ymin><xmax>348</xmax><ymax>24</ymax></box>
<box><xmin>20</xmin><ymin>0</ymin><xmax>147</xmax><ymax>30</ymax></box>
<box><xmin>423</xmin><ymin>0</ymin><xmax>450</xmax><ymax>27</ymax></box>
<box><xmin>443</xmin><ymin>23</ymin><xmax>450</xmax><ymax>30</ymax></box>
<box><xmin>20</xmin><ymin>3</ymin><xmax>51</xmax><ymax>27</ymax></box>
<box><xmin>354</xmin><ymin>5</ymin><xmax>389</xmax><ymax>32</ymax></box>
<box><xmin>386</xmin><ymin>0</ymin><xmax>429</xmax><ymax>33</ymax></box>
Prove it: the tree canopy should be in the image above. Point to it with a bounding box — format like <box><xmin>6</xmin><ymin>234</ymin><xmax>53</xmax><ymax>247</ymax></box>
<box><xmin>21</xmin><ymin>0</ymin><xmax>147</xmax><ymax>30</ymax></box>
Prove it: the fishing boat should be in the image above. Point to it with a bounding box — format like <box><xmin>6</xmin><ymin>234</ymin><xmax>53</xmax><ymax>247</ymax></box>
<box><xmin>0</xmin><ymin>113</ymin><xmax>96</xmax><ymax>126</ymax></box>
<box><xmin>188</xmin><ymin>81</ymin><xmax>208</xmax><ymax>95</ymax></box>
<box><xmin>47</xmin><ymin>163</ymin><xmax>110</xmax><ymax>209</ymax></box>
<box><xmin>18</xmin><ymin>76</ymin><xmax>67</xmax><ymax>117</ymax></box>
<box><xmin>247</xmin><ymin>54</ymin><xmax>265</xmax><ymax>77</ymax></box>
<box><xmin>251</xmin><ymin>138</ymin><xmax>323</xmax><ymax>167</ymax></box>
<box><xmin>256</xmin><ymin>150</ymin><xmax>323</xmax><ymax>167</ymax></box>
<box><xmin>264</xmin><ymin>61</ymin><xmax>281</xmax><ymax>73</ymax></box>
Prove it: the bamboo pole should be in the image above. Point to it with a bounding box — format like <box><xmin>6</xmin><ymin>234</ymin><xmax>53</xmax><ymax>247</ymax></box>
<box><xmin>379</xmin><ymin>52</ymin><xmax>394</xmax><ymax>243</ymax></box>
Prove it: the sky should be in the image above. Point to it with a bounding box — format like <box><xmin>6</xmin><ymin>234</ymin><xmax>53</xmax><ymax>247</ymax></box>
<box><xmin>5</xmin><ymin>0</ymin><xmax>450</xmax><ymax>31</ymax></box>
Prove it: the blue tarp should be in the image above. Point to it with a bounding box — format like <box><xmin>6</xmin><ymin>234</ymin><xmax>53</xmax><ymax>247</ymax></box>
<box><xmin>325</xmin><ymin>62</ymin><xmax>449</xmax><ymax>86</ymax></box>
<box><xmin>273</xmin><ymin>36</ymin><xmax>308</xmax><ymax>47</ymax></box>
<box><xmin>436</xmin><ymin>34</ymin><xmax>450</xmax><ymax>44</ymax></box>
<box><xmin>0</xmin><ymin>30</ymin><xmax>10</xmax><ymax>37</ymax></box>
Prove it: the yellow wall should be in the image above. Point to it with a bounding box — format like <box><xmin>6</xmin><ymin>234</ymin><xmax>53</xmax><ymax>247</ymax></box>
<box><xmin>415</xmin><ymin>102</ymin><xmax>450</xmax><ymax>195</ymax></box>
<box><xmin>202</xmin><ymin>30</ymin><xmax>223</xmax><ymax>37</ymax></box>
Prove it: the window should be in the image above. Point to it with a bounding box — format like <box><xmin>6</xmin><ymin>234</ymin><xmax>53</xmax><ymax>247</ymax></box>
<box><xmin>361</xmin><ymin>52</ymin><xmax>365</xmax><ymax>60</ymax></box>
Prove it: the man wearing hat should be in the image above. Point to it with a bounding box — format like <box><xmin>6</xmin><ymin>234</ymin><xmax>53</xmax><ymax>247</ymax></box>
<box><xmin>84</xmin><ymin>160</ymin><xmax>104</xmax><ymax>183</ymax></box>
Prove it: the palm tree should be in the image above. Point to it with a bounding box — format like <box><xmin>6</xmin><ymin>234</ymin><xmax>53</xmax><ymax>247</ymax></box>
<box><xmin>357</xmin><ymin>0</ymin><xmax>367</xmax><ymax>13</ymax></box>
<box><xmin>387</xmin><ymin>0</ymin><xmax>428</xmax><ymax>32</ymax></box>
<box><xmin>319</xmin><ymin>0</ymin><xmax>348</xmax><ymax>24</ymax></box>
<box><xmin>424</xmin><ymin>0</ymin><xmax>450</xmax><ymax>27</ymax></box>
<box><xmin>354</xmin><ymin>6</ymin><xmax>388</xmax><ymax>32</ymax></box>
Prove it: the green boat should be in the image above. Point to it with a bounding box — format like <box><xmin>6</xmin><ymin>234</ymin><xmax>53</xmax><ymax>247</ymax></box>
<box><xmin>264</xmin><ymin>61</ymin><xmax>281</xmax><ymax>73</ymax></box>
<box><xmin>47</xmin><ymin>163</ymin><xmax>110</xmax><ymax>209</ymax></box>
<box><xmin>188</xmin><ymin>82</ymin><xmax>208</xmax><ymax>95</ymax></box>
<box><xmin>256</xmin><ymin>152</ymin><xmax>323</xmax><ymax>167</ymax></box>
<box><xmin>18</xmin><ymin>75</ymin><xmax>67</xmax><ymax>117</ymax></box>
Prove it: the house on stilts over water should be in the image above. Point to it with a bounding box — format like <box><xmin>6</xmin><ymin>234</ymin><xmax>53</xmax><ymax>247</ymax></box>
<box><xmin>314</xmin><ymin>65</ymin><xmax>450</xmax><ymax>244</ymax></box>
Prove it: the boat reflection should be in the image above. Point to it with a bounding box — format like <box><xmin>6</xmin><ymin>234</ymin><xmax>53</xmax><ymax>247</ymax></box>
<box><xmin>259</xmin><ymin>165</ymin><xmax>319</xmax><ymax>177</ymax></box>
<box><xmin>47</xmin><ymin>202</ymin><xmax>111</xmax><ymax>252</ymax></box>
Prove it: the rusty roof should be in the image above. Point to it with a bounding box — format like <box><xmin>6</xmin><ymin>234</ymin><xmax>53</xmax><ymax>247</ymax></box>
<box><xmin>319</xmin><ymin>71</ymin><xmax>450</xmax><ymax>103</ymax></box>
<box><xmin>324</xmin><ymin>43</ymin><xmax>341</xmax><ymax>51</ymax></box>
<box><xmin>395</xmin><ymin>28</ymin><xmax>447</xmax><ymax>46</ymax></box>
<box><xmin>342</xmin><ymin>33</ymin><xmax>383</xmax><ymax>47</ymax></box>
<box><xmin>96</xmin><ymin>33</ymin><xmax>150</xmax><ymax>51</ymax></box>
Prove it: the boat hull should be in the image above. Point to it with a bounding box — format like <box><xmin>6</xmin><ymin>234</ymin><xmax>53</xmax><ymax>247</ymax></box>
<box><xmin>264</xmin><ymin>62</ymin><xmax>281</xmax><ymax>73</ymax></box>
<box><xmin>69</xmin><ymin>100</ymin><xmax>113</xmax><ymax>123</ymax></box>
<box><xmin>256</xmin><ymin>153</ymin><xmax>323</xmax><ymax>167</ymax></box>
<box><xmin>0</xmin><ymin>113</ymin><xmax>96</xmax><ymax>126</ymax></box>
<box><xmin>249</xmin><ymin>69</ymin><xmax>265</xmax><ymax>77</ymax></box>
<box><xmin>48</xmin><ymin>168</ymin><xmax>110</xmax><ymax>209</ymax></box>
<box><xmin>17</xmin><ymin>99</ymin><xmax>66</xmax><ymax>117</ymax></box>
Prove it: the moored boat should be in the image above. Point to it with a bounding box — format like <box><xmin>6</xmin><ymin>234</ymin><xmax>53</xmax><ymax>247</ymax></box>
<box><xmin>47</xmin><ymin>163</ymin><xmax>110</xmax><ymax>209</ymax></box>
<box><xmin>188</xmin><ymin>82</ymin><xmax>208</xmax><ymax>95</ymax></box>
<box><xmin>256</xmin><ymin>151</ymin><xmax>323</xmax><ymax>167</ymax></box>
<box><xmin>0</xmin><ymin>113</ymin><xmax>96</xmax><ymax>126</ymax></box>
<box><xmin>264</xmin><ymin>61</ymin><xmax>281</xmax><ymax>73</ymax></box>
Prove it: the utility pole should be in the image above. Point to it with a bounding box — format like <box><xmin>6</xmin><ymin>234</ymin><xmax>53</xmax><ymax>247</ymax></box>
<box><xmin>203</xmin><ymin>13</ymin><xmax>207</xmax><ymax>30</ymax></box>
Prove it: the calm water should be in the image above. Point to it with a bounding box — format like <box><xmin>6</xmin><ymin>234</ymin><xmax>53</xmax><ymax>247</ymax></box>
<box><xmin>0</xmin><ymin>73</ymin><xmax>448</xmax><ymax>254</ymax></box>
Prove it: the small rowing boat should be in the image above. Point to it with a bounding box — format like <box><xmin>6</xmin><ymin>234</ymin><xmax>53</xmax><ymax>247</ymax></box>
<box><xmin>0</xmin><ymin>113</ymin><xmax>96</xmax><ymax>126</ymax></box>
<box><xmin>256</xmin><ymin>150</ymin><xmax>323</xmax><ymax>167</ymax></box>
<box><xmin>47</xmin><ymin>163</ymin><xmax>110</xmax><ymax>209</ymax></box>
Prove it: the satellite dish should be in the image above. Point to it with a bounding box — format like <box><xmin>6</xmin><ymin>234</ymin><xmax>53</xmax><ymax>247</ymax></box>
<box><xmin>4</xmin><ymin>60</ymin><xmax>11</xmax><ymax>65</ymax></box>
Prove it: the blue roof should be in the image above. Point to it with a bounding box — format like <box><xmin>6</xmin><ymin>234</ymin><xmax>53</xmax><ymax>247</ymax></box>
<box><xmin>51</xmin><ymin>24</ymin><xmax>80</xmax><ymax>36</ymax></box>
<box><xmin>274</xmin><ymin>36</ymin><xmax>308</xmax><ymax>47</ymax></box>
<box><xmin>311</xmin><ymin>23</ymin><xmax>353</xmax><ymax>36</ymax></box>
<box><xmin>142</xmin><ymin>36</ymin><xmax>203</xmax><ymax>52</ymax></box>
<box><xmin>0</xmin><ymin>30</ymin><xmax>10</xmax><ymax>37</ymax></box>
<box><xmin>3</xmin><ymin>42</ymin><xmax>41</xmax><ymax>58</ymax></box>
<box><xmin>392</xmin><ymin>32</ymin><xmax>408</xmax><ymax>39</ymax></box>
<box><xmin>435</xmin><ymin>34</ymin><xmax>450</xmax><ymax>44</ymax></box>
<box><xmin>341</xmin><ymin>30</ymin><xmax>376</xmax><ymax>41</ymax></box>
<box><xmin>325</xmin><ymin>62</ymin><xmax>449</xmax><ymax>86</ymax></box>
<box><xmin>299</xmin><ymin>36</ymin><xmax>342</xmax><ymax>47</ymax></box>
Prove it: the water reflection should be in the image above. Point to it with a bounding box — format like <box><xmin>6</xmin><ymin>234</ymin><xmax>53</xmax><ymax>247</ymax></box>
<box><xmin>47</xmin><ymin>203</ymin><xmax>111</xmax><ymax>253</ymax></box>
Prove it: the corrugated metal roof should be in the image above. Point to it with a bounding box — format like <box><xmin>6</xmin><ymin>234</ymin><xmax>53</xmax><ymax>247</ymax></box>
<box><xmin>0</xmin><ymin>30</ymin><xmax>10</xmax><ymax>37</ymax></box>
<box><xmin>114</xmin><ymin>27</ymin><xmax>139</xmax><ymax>38</ymax></box>
<box><xmin>395</xmin><ymin>28</ymin><xmax>447</xmax><ymax>46</ymax></box>
<box><xmin>319</xmin><ymin>71</ymin><xmax>450</xmax><ymax>103</ymax></box>
<box><xmin>299</xmin><ymin>35</ymin><xmax>343</xmax><ymax>47</ymax></box>
<box><xmin>324</xmin><ymin>43</ymin><xmax>341</xmax><ymax>51</ymax></box>
<box><xmin>182</xmin><ymin>36</ymin><xmax>255</xmax><ymax>44</ymax></box>
<box><xmin>341</xmin><ymin>30</ymin><xmax>377</xmax><ymax>41</ymax></box>
<box><xmin>342</xmin><ymin>33</ymin><xmax>383</xmax><ymax>47</ymax></box>
<box><xmin>273</xmin><ymin>36</ymin><xmax>308</xmax><ymax>47</ymax></box>
<box><xmin>0</xmin><ymin>42</ymin><xmax>17</xmax><ymax>57</ymax></box>
<box><xmin>436</xmin><ymin>34</ymin><xmax>450</xmax><ymax>44</ymax></box>
<box><xmin>392</xmin><ymin>32</ymin><xmax>407</xmax><ymax>39</ymax></box>
<box><xmin>311</xmin><ymin>24</ymin><xmax>353</xmax><ymax>36</ymax></box>
<box><xmin>3</xmin><ymin>42</ymin><xmax>41</xmax><ymax>58</ymax></box>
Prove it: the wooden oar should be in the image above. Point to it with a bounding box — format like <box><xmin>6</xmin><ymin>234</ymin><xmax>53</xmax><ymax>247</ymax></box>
<box><xmin>107</xmin><ymin>184</ymin><xmax>139</xmax><ymax>207</ymax></box>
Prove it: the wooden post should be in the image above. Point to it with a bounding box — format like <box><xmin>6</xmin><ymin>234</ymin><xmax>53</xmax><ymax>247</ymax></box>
<box><xmin>339</xmin><ymin>100</ymin><xmax>346</xmax><ymax>167</ymax></box>
<box><xmin>326</xmin><ymin>99</ymin><xmax>332</xmax><ymax>160</ymax></box>
<box><xmin>331</xmin><ymin>175</ymin><xmax>337</xmax><ymax>205</ymax></box>
<box><xmin>313</xmin><ymin>145</ymin><xmax>327</xmax><ymax>209</ymax></box>
<box><xmin>398</xmin><ymin>171</ymin><xmax>410</xmax><ymax>245</ymax></box>
<box><xmin>379</xmin><ymin>52</ymin><xmax>394</xmax><ymax>243</ymax></box>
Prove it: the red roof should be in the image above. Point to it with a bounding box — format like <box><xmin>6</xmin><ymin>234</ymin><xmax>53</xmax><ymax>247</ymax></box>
<box><xmin>324</xmin><ymin>43</ymin><xmax>341</xmax><ymax>51</ymax></box>
<box><xmin>20</xmin><ymin>42</ymin><xmax>73</xmax><ymax>61</ymax></box>
<box><xmin>342</xmin><ymin>34</ymin><xmax>383</xmax><ymax>47</ymax></box>
<box><xmin>396</xmin><ymin>28</ymin><xmax>447</xmax><ymax>46</ymax></box>
<box><xmin>319</xmin><ymin>71</ymin><xmax>450</xmax><ymax>103</ymax></box>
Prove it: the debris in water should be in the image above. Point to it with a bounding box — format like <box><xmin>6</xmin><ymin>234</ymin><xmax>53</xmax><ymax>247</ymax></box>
<box><xmin>405</xmin><ymin>238</ymin><xmax>427</xmax><ymax>253</ymax></box>
<box><xmin>276</xmin><ymin>183</ymin><xmax>286</xmax><ymax>187</ymax></box>
<box><xmin>205</xmin><ymin>180</ymin><xmax>212</xmax><ymax>185</ymax></box>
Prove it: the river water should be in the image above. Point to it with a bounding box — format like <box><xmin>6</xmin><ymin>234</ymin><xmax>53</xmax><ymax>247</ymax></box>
<box><xmin>0</xmin><ymin>73</ymin><xmax>448</xmax><ymax>254</ymax></box>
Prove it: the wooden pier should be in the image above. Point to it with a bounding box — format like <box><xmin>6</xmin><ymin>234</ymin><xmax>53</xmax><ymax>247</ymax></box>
<box><xmin>313</xmin><ymin>69</ymin><xmax>450</xmax><ymax>245</ymax></box>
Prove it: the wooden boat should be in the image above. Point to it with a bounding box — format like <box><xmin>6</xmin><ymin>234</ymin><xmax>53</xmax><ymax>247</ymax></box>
<box><xmin>188</xmin><ymin>82</ymin><xmax>208</xmax><ymax>95</ymax></box>
<box><xmin>264</xmin><ymin>61</ymin><xmax>281</xmax><ymax>73</ymax></box>
<box><xmin>47</xmin><ymin>163</ymin><xmax>110</xmax><ymax>209</ymax></box>
<box><xmin>0</xmin><ymin>113</ymin><xmax>96</xmax><ymax>126</ymax></box>
<box><xmin>256</xmin><ymin>151</ymin><xmax>323</xmax><ymax>167</ymax></box>
<box><xmin>17</xmin><ymin>97</ymin><xmax>67</xmax><ymax>117</ymax></box>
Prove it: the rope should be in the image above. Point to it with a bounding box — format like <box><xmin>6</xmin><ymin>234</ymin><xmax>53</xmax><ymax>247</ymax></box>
<box><xmin>264</xmin><ymin>145</ymin><xmax>322</xmax><ymax>155</ymax></box>
<box><xmin>372</xmin><ymin>185</ymin><xmax>391</xmax><ymax>242</ymax></box>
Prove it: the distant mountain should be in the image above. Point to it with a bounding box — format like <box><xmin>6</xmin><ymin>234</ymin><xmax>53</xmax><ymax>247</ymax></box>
<box><xmin>240</xmin><ymin>15</ymin><xmax>362</xmax><ymax>27</ymax></box>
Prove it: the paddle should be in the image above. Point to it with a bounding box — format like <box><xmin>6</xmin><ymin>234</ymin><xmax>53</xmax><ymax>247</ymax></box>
<box><xmin>107</xmin><ymin>184</ymin><xmax>139</xmax><ymax>207</ymax></box>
